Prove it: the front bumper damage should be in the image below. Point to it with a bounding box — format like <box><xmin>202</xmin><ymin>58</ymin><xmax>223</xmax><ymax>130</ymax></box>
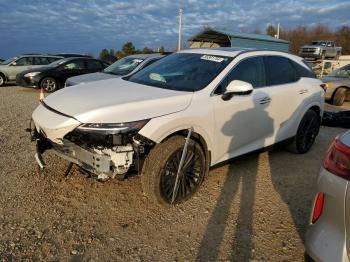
<box><xmin>30</xmin><ymin>103</ymin><xmax>154</xmax><ymax>180</ymax></box>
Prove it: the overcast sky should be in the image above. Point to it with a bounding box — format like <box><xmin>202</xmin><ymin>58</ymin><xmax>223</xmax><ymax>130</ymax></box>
<box><xmin>0</xmin><ymin>0</ymin><xmax>349</xmax><ymax>58</ymax></box>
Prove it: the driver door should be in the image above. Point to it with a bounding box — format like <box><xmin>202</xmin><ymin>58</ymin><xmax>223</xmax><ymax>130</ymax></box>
<box><xmin>212</xmin><ymin>56</ymin><xmax>274</xmax><ymax>164</ymax></box>
<box><xmin>60</xmin><ymin>59</ymin><xmax>86</xmax><ymax>81</ymax></box>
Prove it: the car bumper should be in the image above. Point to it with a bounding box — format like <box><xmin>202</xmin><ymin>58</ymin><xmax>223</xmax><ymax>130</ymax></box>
<box><xmin>299</xmin><ymin>53</ymin><xmax>322</xmax><ymax>59</ymax></box>
<box><xmin>16</xmin><ymin>75</ymin><xmax>40</xmax><ymax>88</ymax></box>
<box><xmin>305</xmin><ymin>167</ymin><xmax>349</xmax><ymax>262</ymax></box>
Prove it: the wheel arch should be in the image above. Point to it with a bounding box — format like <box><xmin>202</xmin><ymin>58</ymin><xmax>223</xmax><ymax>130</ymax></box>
<box><xmin>157</xmin><ymin>128</ymin><xmax>212</xmax><ymax>167</ymax></box>
<box><xmin>332</xmin><ymin>86</ymin><xmax>350</xmax><ymax>101</ymax></box>
<box><xmin>0</xmin><ymin>71</ymin><xmax>8</xmax><ymax>81</ymax></box>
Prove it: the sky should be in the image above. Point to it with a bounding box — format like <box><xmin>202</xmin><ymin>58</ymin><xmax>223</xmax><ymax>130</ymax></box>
<box><xmin>0</xmin><ymin>0</ymin><xmax>349</xmax><ymax>59</ymax></box>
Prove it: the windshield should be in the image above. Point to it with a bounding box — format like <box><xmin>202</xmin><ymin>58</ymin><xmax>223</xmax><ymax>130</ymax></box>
<box><xmin>104</xmin><ymin>57</ymin><xmax>144</xmax><ymax>75</ymax></box>
<box><xmin>328</xmin><ymin>65</ymin><xmax>350</xmax><ymax>78</ymax></box>
<box><xmin>128</xmin><ymin>53</ymin><xmax>233</xmax><ymax>92</ymax></box>
<box><xmin>47</xmin><ymin>59</ymin><xmax>69</xmax><ymax>67</ymax></box>
<box><xmin>312</xmin><ymin>41</ymin><xmax>327</xmax><ymax>46</ymax></box>
<box><xmin>1</xmin><ymin>57</ymin><xmax>17</xmax><ymax>65</ymax></box>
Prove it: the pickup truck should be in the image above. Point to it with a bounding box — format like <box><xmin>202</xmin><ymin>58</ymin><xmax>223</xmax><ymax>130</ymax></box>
<box><xmin>299</xmin><ymin>41</ymin><xmax>342</xmax><ymax>60</ymax></box>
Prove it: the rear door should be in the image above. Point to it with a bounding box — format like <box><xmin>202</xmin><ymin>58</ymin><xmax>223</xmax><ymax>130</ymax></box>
<box><xmin>7</xmin><ymin>56</ymin><xmax>34</xmax><ymax>80</ymax></box>
<box><xmin>262</xmin><ymin>56</ymin><xmax>306</xmax><ymax>142</ymax></box>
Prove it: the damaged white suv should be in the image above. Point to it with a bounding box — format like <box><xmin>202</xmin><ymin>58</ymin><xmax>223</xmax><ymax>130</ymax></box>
<box><xmin>30</xmin><ymin>48</ymin><xmax>324</xmax><ymax>205</ymax></box>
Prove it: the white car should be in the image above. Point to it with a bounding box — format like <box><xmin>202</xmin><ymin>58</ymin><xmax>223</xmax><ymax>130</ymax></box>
<box><xmin>30</xmin><ymin>48</ymin><xmax>324</xmax><ymax>206</ymax></box>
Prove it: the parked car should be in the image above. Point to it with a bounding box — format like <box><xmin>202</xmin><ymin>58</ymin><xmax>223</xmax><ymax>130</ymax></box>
<box><xmin>0</xmin><ymin>54</ymin><xmax>62</xmax><ymax>86</ymax></box>
<box><xmin>321</xmin><ymin>64</ymin><xmax>350</xmax><ymax>106</ymax></box>
<box><xmin>52</xmin><ymin>53</ymin><xmax>93</xmax><ymax>58</ymax></box>
<box><xmin>16</xmin><ymin>57</ymin><xmax>109</xmax><ymax>92</ymax></box>
<box><xmin>305</xmin><ymin>131</ymin><xmax>350</xmax><ymax>261</ymax></box>
<box><xmin>65</xmin><ymin>53</ymin><xmax>165</xmax><ymax>87</ymax></box>
<box><xmin>0</xmin><ymin>58</ymin><xmax>4</xmax><ymax>63</ymax></box>
<box><xmin>30</xmin><ymin>48</ymin><xmax>324</xmax><ymax>206</ymax></box>
<box><xmin>299</xmin><ymin>41</ymin><xmax>342</xmax><ymax>60</ymax></box>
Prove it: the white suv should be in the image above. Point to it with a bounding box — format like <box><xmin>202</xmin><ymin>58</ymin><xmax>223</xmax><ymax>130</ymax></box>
<box><xmin>30</xmin><ymin>48</ymin><xmax>324</xmax><ymax>206</ymax></box>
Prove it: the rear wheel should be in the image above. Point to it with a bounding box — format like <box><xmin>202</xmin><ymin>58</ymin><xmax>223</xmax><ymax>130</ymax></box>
<box><xmin>0</xmin><ymin>74</ymin><xmax>5</xmax><ymax>87</ymax></box>
<box><xmin>141</xmin><ymin>135</ymin><xmax>207</xmax><ymax>206</ymax></box>
<box><xmin>287</xmin><ymin>110</ymin><xmax>321</xmax><ymax>154</ymax></box>
<box><xmin>41</xmin><ymin>77</ymin><xmax>58</xmax><ymax>92</ymax></box>
<box><xmin>332</xmin><ymin>87</ymin><xmax>347</xmax><ymax>106</ymax></box>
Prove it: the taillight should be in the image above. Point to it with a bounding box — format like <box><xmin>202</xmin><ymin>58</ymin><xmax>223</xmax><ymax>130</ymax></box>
<box><xmin>312</xmin><ymin>192</ymin><xmax>324</xmax><ymax>224</ymax></box>
<box><xmin>323</xmin><ymin>136</ymin><xmax>350</xmax><ymax>179</ymax></box>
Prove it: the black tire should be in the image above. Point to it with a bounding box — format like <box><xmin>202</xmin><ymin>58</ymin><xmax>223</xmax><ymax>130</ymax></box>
<box><xmin>141</xmin><ymin>135</ymin><xmax>207</xmax><ymax>206</ymax></box>
<box><xmin>0</xmin><ymin>74</ymin><xmax>5</xmax><ymax>87</ymax></box>
<box><xmin>40</xmin><ymin>77</ymin><xmax>59</xmax><ymax>92</ymax></box>
<box><xmin>332</xmin><ymin>87</ymin><xmax>347</xmax><ymax>106</ymax></box>
<box><xmin>287</xmin><ymin>110</ymin><xmax>321</xmax><ymax>154</ymax></box>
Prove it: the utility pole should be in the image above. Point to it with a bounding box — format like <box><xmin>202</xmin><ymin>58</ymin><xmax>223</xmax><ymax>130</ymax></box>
<box><xmin>178</xmin><ymin>8</ymin><xmax>183</xmax><ymax>51</ymax></box>
<box><xmin>277</xmin><ymin>23</ymin><xmax>280</xmax><ymax>39</ymax></box>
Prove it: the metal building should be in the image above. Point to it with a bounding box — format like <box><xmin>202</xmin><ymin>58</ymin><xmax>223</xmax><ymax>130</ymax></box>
<box><xmin>189</xmin><ymin>28</ymin><xmax>290</xmax><ymax>52</ymax></box>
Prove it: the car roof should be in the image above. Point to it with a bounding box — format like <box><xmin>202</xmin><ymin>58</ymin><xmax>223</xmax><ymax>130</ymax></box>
<box><xmin>125</xmin><ymin>53</ymin><xmax>164</xmax><ymax>59</ymax></box>
<box><xmin>19</xmin><ymin>54</ymin><xmax>62</xmax><ymax>58</ymax></box>
<box><xmin>180</xmin><ymin>47</ymin><xmax>255</xmax><ymax>57</ymax></box>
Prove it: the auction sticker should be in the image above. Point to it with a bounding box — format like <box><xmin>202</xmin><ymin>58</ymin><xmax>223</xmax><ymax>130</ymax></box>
<box><xmin>200</xmin><ymin>55</ymin><xmax>224</xmax><ymax>62</ymax></box>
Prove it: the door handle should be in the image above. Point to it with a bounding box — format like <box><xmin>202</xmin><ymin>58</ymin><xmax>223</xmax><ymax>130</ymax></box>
<box><xmin>258</xmin><ymin>97</ymin><xmax>271</xmax><ymax>104</ymax></box>
<box><xmin>299</xmin><ymin>89</ymin><xmax>308</xmax><ymax>94</ymax></box>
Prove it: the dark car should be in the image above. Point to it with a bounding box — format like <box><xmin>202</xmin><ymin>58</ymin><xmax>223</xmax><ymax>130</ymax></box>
<box><xmin>53</xmin><ymin>53</ymin><xmax>93</xmax><ymax>58</ymax></box>
<box><xmin>16</xmin><ymin>57</ymin><xmax>109</xmax><ymax>92</ymax></box>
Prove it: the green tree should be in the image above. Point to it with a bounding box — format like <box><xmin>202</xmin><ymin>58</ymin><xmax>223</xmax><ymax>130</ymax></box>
<box><xmin>142</xmin><ymin>47</ymin><xmax>153</xmax><ymax>54</ymax></box>
<box><xmin>122</xmin><ymin>42</ymin><xmax>136</xmax><ymax>56</ymax></box>
<box><xmin>266</xmin><ymin>25</ymin><xmax>277</xmax><ymax>37</ymax></box>
<box><xmin>109</xmin><ymin>49</ymin><xmax>115</xmax><ymax>57</ymax></box>
<box><xmin>99</xmin><ymin>48</ymin><xmax>109</xmax><ymax>61</ymax></box>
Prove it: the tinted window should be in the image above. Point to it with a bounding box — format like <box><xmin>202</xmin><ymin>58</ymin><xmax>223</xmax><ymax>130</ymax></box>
<box><xmin>34</xmin><ymin>57</ymin><xmax>50</xmax><ymax>65</ymax></box>
<box><xmin>15</xmin><ymin>57</ymin><xmax>34</xmax><ymax>66</ymax></box>
<box><xmin>141</xmin><ymin>58</ymin><xmax>160</xmax><ymax>69</ymax></box>
<box><xmin>62</xmin><ymin>60</ymin><xmax>85</xmax><ymax>70</ymax></box>
<box><xmin>86</xmin><ymin>59</ymin><xmax>103</xmax><ymax>70</ymax></box>
<box><xmin>48</xmin><ymin>57</ymin><xmax>60</xmax><ymax>63</ymax></box>
<box><xmin>264</xmin><ymin>56</ymin><xmax>297</xmax><ymax>86</ymax></box>
<box><xmin>128</xmin><ymin>53</ymin><xmax>233</xmax><ymax>92</ymax></box>
<box><xmin>226</xmin><ymin>57</ymin><xmax>265</xmax><ymax>89</ymax></box>
<box><xmin>291</xmin><ymin>60</ymin><xmax>316</xmax><ymax>78</ymax></box>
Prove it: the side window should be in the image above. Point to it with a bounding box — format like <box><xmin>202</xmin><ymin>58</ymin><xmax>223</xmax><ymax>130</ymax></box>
<box><xmin>48</xmin><ymin>57</ymin><xmax>60</xmax><ymax>63</ymax></box>
<box><xmin>86</xmin><ymin>60</ymin><xmax>103</xmax><ymax>70</ymax></box>
<box><xmin>34</xmin><ymin>57</ymin><xmax>50</xmax><ymax>65</ymax></box>
<box><xmin>63</xmin><ymin>60</ymin><xmax>85</xmax><ymax>70</ymax></box>
<box><xmin>15</xmin><ymin>57</ymin><xmax>34</xmax><ymax>66</ymax></box>
<box><xmin>291</xmin><ymin>60</ymin><xmax>316</xmax><ymax>79</ymax></box>
<box><xmin>264</xmin><ymin>56</ymin><xmax>297</xmax><ymax>86</ymax></box>
<box><xmin>227</xmin><ymin>56</ymin><xmax>265</xmax><ymax>88</ymax></box>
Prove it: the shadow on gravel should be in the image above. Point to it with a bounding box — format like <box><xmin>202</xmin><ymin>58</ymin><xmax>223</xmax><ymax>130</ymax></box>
<box><xmin>196</xmin><ymin>90</ymin><xmax>273</xmax><ymax>261</ymax></box>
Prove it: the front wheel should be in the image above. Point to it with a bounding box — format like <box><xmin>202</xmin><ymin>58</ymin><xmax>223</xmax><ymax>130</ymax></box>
<box><xmin>287</xmin><ymin>110</ymin><xmax>321</xmax><ymax>154</ymax></box>
<box><xmin>40</xmin><ymin>77</ymin><xmax>58</xmax><ymax>92</ymax></box>
<box><xmin>332</xmin><ymin>87</ymin><xmax>347</xmax><ymax>106</ymax></box>
<box><xmin>141</xmin><ymin>135</ymin><xmax>207</xmax><ymax>206</ymax></box>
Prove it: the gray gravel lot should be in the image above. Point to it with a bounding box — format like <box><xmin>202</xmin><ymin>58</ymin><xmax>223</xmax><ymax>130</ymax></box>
<box><xmin>0</xmin><ymin>86</ymin><xmax>348</xmax><ymax>261</ymax></box>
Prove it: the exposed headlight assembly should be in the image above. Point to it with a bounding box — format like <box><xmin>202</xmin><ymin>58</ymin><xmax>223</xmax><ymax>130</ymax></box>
<box><xmin>77</xmin><ymin>119</ymin><xmax>149</xmax><ymax>134</ymax></box>
<box><xmin>24</xmin><ymin>72</ymin><xmax>40</xmax><ymax>77</ymax></box>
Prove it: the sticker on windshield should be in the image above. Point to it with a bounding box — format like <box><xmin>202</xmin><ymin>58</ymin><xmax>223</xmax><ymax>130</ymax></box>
<box><xmin>200</xmin><ymin>55</ymin><xmax>225</xmax><ymax>63</ymax></box>
<box><xmin>149</xmin><ymin>73</ymin><xmax>166</xmax><ymax>83</ymax></box>
<box><xmin>133</xmin><ymin>59</ymin><xmax>143</xmax><ymax>63</ymax></box>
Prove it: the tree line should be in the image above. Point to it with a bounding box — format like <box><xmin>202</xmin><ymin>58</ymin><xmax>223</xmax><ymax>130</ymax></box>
<box><xmin>99</xmin><ymin>42</ymin><xmax>165</xmax><ymax>63</ymax></box>
<box><xmin>265</xmin><ymin>24</ymin><xmax>350</xmax><ymax>55</ymax></box>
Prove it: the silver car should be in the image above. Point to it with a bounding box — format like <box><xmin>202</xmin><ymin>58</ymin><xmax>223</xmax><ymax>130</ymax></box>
<box><xmin>321</xmin><ymin>64</ymin><xmax>350</xmax><ymax>106</ymax></box>
<box><xmin>65</xmin><ymin>53</ymin><xmax>165</xmax><ymax>87</ymax></box>
<box><xmin>305</xmin><ymin>130</ymin><xmax>350</xmax><ymax>261</ymax></box>
<box><xmin>0</xmin><ymin>54</ymin><xmax>62</xmax><ymax>86</ymax></box>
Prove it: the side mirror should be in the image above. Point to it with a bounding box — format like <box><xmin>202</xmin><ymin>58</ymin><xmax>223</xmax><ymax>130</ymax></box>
<box><xmin>222</xmin><ymin>80</ymin><xmax>253</xmax><ymax>101</ymax></box>
<box><xmin>10</xmin><ymin>62</ymin><xmax>17</xmax><ymax>66</ymax></box>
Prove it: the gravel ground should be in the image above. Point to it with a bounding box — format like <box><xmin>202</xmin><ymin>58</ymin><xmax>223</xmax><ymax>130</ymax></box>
<box><xmin>0</xmin><ymin>86</ymin><xmax>348</xmax><ymax>261</ymax></box>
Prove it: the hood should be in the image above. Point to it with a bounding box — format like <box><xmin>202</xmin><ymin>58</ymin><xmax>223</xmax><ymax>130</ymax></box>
<box><xmin>20</xmin><ymin>66</ymin><xmax>52</xmax><ymax>75</ymax></box>
<box><xmin>43</xmin><ymin>78</ymin><xmax>193</xmax><ymax>123</ymax></box>
<box><xmin>67</xmin><ymin>72</ymin><xmax>120</xmax><ymax>85</ymax></box>
<box><xmin>301</xmin><ymin>45</ymin><xmax>321</xmax><ymax>49</ymax></box>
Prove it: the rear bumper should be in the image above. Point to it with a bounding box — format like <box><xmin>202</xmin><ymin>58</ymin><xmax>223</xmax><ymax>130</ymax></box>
<box><xmin>305</xmin><ymin>167</ymin><xmax>349</xmax><ymax>262</ymax></box>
